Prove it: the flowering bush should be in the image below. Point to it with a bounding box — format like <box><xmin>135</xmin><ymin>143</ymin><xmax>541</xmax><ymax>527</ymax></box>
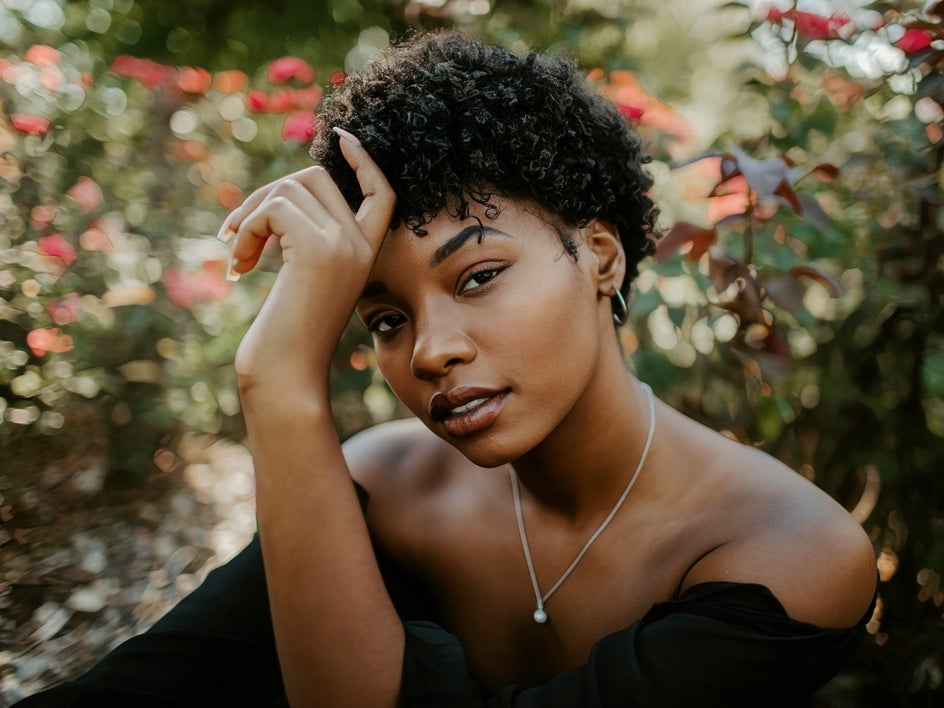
<box><xmin>0</xmin><ymin>18</ymin><xmax>344</xmax><ymax>477</ymax></box>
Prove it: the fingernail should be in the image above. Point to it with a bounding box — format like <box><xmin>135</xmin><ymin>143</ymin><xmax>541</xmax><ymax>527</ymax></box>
<box><xmin>226</xmin><ymin>251</ymin><xmax>242</xmax><ymax>282</ymax></box>
<box><xmin>333</xmin><ymin>126</ymin><xmax>361</xmax><ymax>146</ymax></box>
<box><xmin>217</xmin><ymin>227</ymin><xmax>235</xmax><ymax>244</ymax></box>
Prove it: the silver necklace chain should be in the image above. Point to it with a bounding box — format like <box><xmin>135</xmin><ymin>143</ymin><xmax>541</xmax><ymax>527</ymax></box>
<box><xmin>510</xmin><ymin>382</ymin><xmax>656</xmax><ymax>624</ymax></box>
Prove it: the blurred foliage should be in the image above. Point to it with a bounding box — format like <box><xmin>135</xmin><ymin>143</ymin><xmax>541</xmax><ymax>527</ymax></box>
<box><xmin>1</xmin><ymin>0</ymin><xmax>943</xmax><ymax>704</ymax></box>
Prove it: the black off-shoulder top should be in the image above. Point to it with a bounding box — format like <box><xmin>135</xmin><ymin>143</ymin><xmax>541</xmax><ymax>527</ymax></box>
<box><xmin>15</xmin><ymin>484</ymin><xmax>873</xmax><ymax>708</ymax></box>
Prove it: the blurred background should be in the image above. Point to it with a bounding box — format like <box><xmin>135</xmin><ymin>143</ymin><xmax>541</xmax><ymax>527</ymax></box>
<box><xmin>0</xmin><ymin>0</ymin><xmax>941</xmax><ymax>704</ymax></box>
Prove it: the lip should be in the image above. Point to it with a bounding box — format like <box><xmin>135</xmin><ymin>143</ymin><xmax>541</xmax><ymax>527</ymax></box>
<box><xmin>429</xmin><ymin>386</ymin><xmax>509</xmax><ymax>437</ymax></box>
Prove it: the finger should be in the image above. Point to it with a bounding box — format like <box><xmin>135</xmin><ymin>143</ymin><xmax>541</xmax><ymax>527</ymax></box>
<box><xmin>334</xmin><ymin>128</ymin><xmax>396</xmax><ymax>250</ymax></box>
<box><xmin>216</xmin><ymin>165</ymin><xmax>328</xmax><ymax>241</ymax></box>
<box><xmin>230</xmin><ymin>197</ymin><xmax>314</xmax><ymax>275</ymax></box>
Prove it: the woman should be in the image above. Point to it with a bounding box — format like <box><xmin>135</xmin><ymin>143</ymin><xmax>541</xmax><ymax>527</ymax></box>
<box><xmin>19</xmin><ymin>31</ymin><xmax>876</xmax><ymax>707</ymax></box>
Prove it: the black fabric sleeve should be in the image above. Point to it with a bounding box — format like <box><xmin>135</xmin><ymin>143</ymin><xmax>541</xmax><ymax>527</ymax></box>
<box><xmin>13</xmin><ymin>481</ymin><xmax>436</xmax><ymax>708</ymax></box>
<box><xmin>400</xmin><ymin>582</ymin><xmax>873</xmax><ymax>708</ymax></box>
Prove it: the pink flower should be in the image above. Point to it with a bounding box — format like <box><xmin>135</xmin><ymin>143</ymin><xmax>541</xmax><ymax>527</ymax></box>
<box><xmin>267</xmin><ymin>56</ymin><xmax>316</xmax><ymax>84</ymax></box>
<box><xmin>176</xmin><ymin>66</ymin><xmax>212</xmax><ymax>94</ymax></box>
<box><xmin>10</xmin><ymin>113</ymin><xmax>52</xmax><ymax>136</ymax></box>
<box><xmin>67</xmin><ymin>176</ymin><xmax>103</xmax><ymax>212</ymax></box>
<box><xmin>895</xmin><ymin>29</ymin><xmax>934</xmax><ymax>54</ymax></box>
<box><xmin>110</xmin><ymin>55</ymin><xmax>175</xmax><ymax>89</ymax></box>
<box><xmin>267</xmin><ymin>88</ymin><xmax>296</xmax><ymax>113</ymax></box>
<box><xmin>245</xmin><ymin>89</ymin><xmax>268</xmax><ymax>113</ymax></box>
<box><xmin>37</xmin><ymin>233</ymin><xmax>77</xmax><ymax>265</ymax></box>
<box><xmin>282</xmin><ymin>111</ymin><xmax>315</xmax><ymax>143</ymax></box>
<box><xmin>48</xmin><ymin>293</ymin><xmax>82</xmax><ymax>325</ymax></box>
<box><xmin>293</xmin><ymin>86</ymin><xmax>323</xmax><ymax>111</ymax></box>
<box><xmin>26</xmin><ymin>327</ymin><xmax>73</xmax><ymax>356</ymax></box>
<box><xmin>162</xmin><ymin>264</ymin><xmax>231</xmax><ymax>309</ymax></box>
<box><xmin>329</xmin><ymin>70</ymin><xmax>346</xmax><ymax>87</ymax></box>
<box><xmin>24</xmin><ymin>44</ymin><xmax>60</xmax><ymax>66</ymax></box>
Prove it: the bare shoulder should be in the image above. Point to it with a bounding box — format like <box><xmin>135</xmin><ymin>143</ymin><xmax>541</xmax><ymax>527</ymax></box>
<box><xmin>678</xmin><ymin>432</ymin><xmax>876</xmax><ymax>629</ymax></box>
<box><xmin>342</xmin><ymin>417</ymin><xmax>473</xmax><ymax>550</ymax></box>
<box><xmin>343</xmin><ymin>417</ymin><xmax>456</xmax><ymax>501</ymax></box>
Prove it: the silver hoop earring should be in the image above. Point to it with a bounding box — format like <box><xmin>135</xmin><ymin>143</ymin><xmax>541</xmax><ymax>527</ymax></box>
<box><xmin>611</xmin><ymin>288</ymin><xmax>628</xmax><ymax>326</ymax></box>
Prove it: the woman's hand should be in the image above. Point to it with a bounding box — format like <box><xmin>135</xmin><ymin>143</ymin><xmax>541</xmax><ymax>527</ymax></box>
<box><xmin>219</xmin><ymin>128</ymin><xmax>395</xmax><ymax>398</ymax></box>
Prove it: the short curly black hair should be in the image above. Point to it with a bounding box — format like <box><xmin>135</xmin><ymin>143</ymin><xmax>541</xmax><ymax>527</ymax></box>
<box><xmin>311</xmin><ymin>30</ymin><xmax>658</xmax><ymax>299</ymax></box>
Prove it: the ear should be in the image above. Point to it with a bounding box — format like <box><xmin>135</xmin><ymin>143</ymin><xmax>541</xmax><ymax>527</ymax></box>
<box><xmin>583</xmin><ymin>219</ymin><xmax>626</xmax><ymax>295</ymax></box>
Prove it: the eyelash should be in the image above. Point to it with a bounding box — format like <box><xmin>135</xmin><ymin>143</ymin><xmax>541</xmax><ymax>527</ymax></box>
<box><xmin>366</xmin><ymin>312</ymin><xmax>406</xmax><ymax>338</ymax></box>
<box><xmin>366</xmin><ymin>264</ymin><xmax>509</xmax><ymax>338</ymax></box>
<box><xmin>458</xmin><ymin>264</ymin><xmax>507</xmax><ymax>294</ymax></box>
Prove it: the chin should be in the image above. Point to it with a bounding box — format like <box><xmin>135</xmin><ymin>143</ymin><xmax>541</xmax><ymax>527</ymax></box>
<box><xmin>439</xmin><ymin>428</ymin><xmax>540</xmax><ymax>469</ymax></box>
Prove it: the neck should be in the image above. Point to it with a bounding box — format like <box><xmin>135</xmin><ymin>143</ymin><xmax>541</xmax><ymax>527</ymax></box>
<box><xmin>510</xmin><ymin>341</ymin><xmax>657</xmax><ymax>524</ymax></box>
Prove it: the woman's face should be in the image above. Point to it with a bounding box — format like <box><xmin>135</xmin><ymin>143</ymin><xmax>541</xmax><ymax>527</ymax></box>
<box><xmin>355</xmin><ymin>199</ymin><xmax>613</xmax><ymax>467</ymax></box>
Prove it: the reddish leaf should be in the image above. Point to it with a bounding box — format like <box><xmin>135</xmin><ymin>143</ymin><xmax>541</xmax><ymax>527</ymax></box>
<box><xmin>709</xmin><ymin>252</ymin><xmax>764</xmax><ymax>322</ymax></box>
<box><xmin>727</xmin><ymin>146</ymin><xmax>792</xmax><ymax>202</ymax></box>
<box><xmin>788</xmin><ymin>264</ymin><xmax>843</xmax><ymax>296</ymax></box>
<box><xmin>773</xmin><ymin>180</ymin><xmax>803</xmax><ymax>215</ymax></box>
<box><xmin>655</xmin><ymin>222</ymin><xmax>717</xmax><ymax>262</ymax></box>
<box><xmin>811</xmin><ymin>163</ymin><xmax>840</xmax><ymax>181</ymax></box>
<box><xmin>763</xmin><ymin>274</ymin><xmax>805</xmax><ymax>312</ymax></box>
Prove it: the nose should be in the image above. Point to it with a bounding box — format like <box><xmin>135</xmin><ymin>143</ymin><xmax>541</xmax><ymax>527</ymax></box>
<box><xmin>410</xmin><ymin>306</ymin><xmax>476</xmax><ymax>380</ymax></box>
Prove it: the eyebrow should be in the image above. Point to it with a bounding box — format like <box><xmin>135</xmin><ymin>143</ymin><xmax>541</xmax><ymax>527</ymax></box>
<box><xmin>429</xmin><ymin>224</ymin><xmax>509</xmax><ymax>267</ymax></box>
<box><xmin>359</xmin><ymin>224</ymin><xmax>511</xmax><ymax>301</ymax></box>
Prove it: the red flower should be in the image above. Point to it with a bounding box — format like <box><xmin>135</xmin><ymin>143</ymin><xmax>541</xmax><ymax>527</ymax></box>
<box><xmin>282</xmin><ymin>111</ymin><xmax>315</xmax><ymax>143</ymax></box>
<box><xmin>329</xmin><ymin>70</ymin><xmax>346</xmax><ymax>87</ymax></box>
<box><xmin>617</xmin><ymin>103</ymin><xmax>644</xmax><ymax>121</ymax></box>
<box><xmin>766</xmin><ymin>7</ymin><xmax>851</xmax><ymax>41</ymax></box>
<box><xmin>24</xmin><ymin>44</ymin><xmax>60</xmax><ymax>66</ymax></box>
<box><xmin>67</xmin><ymin>176</ymin><xmax>103</xmax><ymax>213</ymax></box>
<box><xmin>176</xmin><ymin>66</ymin><xmax>212</xmax><ymax>94</ymax></box>
<box><xmin>10</xmin><ymin>113</ymin><xmax>52</xmax><ymax>136</ymax></box>
<box><xmin>794</xmin><ymin>11</ymin><xmax>849</xmax><ymax>41</ymax></box>
<box><xmin>38</xmin><ymin>233</ymin><xmax>78</xmax><ymax>265</ymax></box>
<box><xmin>26</xmin><ymin>327</ymin><xmax>74</xmax><ymax>356</ymax></box>
<box><xmin>268</xmin><ymin>56</ymin><xmax>316</xmax><ymax>84</ymax></box>
<box><xmin>245</xmin><ymin>89</ymin><xmax>268</xmax><ymax>113</ymax></box>
<box><xmin>895</xmin><ymin>29</ymin><xmax>934</xmax><ymax>54</ymax></box>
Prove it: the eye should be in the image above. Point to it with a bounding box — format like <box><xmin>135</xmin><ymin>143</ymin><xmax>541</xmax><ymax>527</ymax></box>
<box><xmin>367</xmin><ymin>312</ymin><xmax>406</xmax><ymax>337</ymax></box>
<box><xmin>459</xmin><ymin>265</ymin><xmax>505</xmax><ymax>294</ymax></box>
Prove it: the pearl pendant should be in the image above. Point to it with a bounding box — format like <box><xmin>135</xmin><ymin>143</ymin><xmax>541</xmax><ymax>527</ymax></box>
<box><xmin>533</xmin><ymin>608</ymin><xmax>548</xmax><ymax>624</ymax></box>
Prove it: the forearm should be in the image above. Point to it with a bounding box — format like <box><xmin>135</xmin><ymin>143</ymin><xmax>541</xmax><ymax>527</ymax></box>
<box><xmin>244</xmin><ymin>391</ymin><xmax>404</xmax><ymax>708</ymax></box>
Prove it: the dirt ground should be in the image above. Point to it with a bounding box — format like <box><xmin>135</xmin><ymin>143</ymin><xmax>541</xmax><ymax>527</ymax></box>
<box><xmin>0</xmin><ymin>434</ymin><xmax>257</xmax><ymax>706</ymax></box>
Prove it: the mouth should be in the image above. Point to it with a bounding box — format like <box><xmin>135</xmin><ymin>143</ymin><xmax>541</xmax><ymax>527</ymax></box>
<box><xmin>429</xmin><ymin>387</ymin><xmax>506</xmax><ymax>422</ymax></box>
